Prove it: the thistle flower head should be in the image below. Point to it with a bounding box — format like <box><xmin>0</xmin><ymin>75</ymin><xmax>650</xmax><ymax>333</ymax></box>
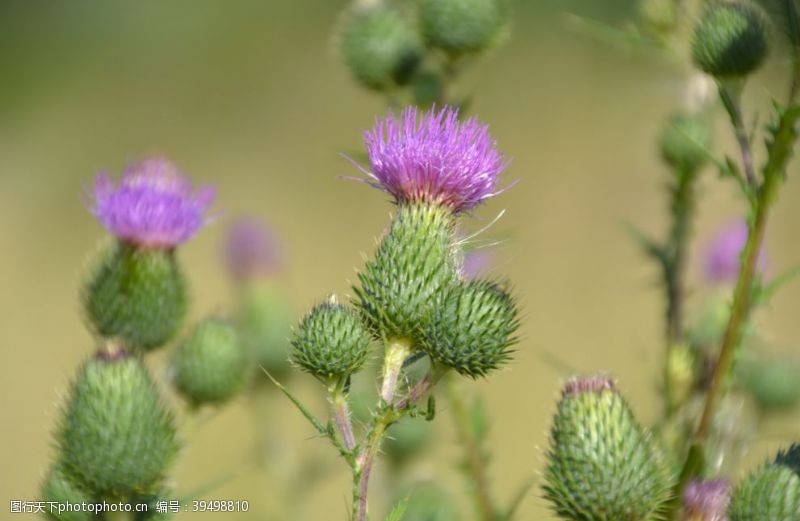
<box><xmin>224</xmin><ymin>217</ymin><xmax>282</xmax><ymax>281</ymax></box>
<box><xmin>91</xmin><ymin>156</ymin><xmax>215</xmax><ymax>248</ymax></box>
<box><xmin>363</xmin><ymin>106</ymin><xmax>506</xmax><ymax>214</ymax></box>
<box><xmin>562</xmin><ymin>374</ymin><xmax>616</xmax><ymax>396</ymax></box>
<box><xmin>684</xmin><ymin>479</ymin><xmax>731</xmax><ymax>521</ymax></box>
<box><xmin>703</xmin><ymin>220</ymin><xmax>766</xmax><ymax>284</ymax></box>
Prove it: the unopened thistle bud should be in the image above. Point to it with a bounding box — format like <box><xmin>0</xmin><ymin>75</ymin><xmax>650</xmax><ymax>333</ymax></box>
<box><xmin>543</xmin><ymin>376</ymin><xmax>675</xmax><ymax>521</ymax></box>
<box><xmin>418</xmin><ymin>0</ymin><xmax>507</xmax><ymax>55</ymax></box>
<box><xmin>692</xmin><ymin>1</ymin><xmax>769</xmax><ymax>79</ymax></box>
<box><xmin>743</xmin><ymin>356</ymin><xmax>800</xmax><ymax>411</ymax></box>
<box><xmin>237</xmin><ymin>285</ymin><xmax>293</xmax><ymax>378</ymax></box>
<box><xmin>421</xmin><ymin>279</ymin><xmax>518</xmax><ymax>378</ymax></box>
<box><xmin>172</xmin><ymin>318</ymin><xmax>249</xmax><ymax>407</ymax></box>
<box><xmin>84</xmin><ymin>243</ymin><xmax>187</xmax><ymax>350</ymax></box>
<box><xmin>339</xmin><ymin>4</ymin><xmax>422</xmax><ymax>91</ymax></box>
<box><xmin>57</xmin><ymin>350</ymin><xmax>178</xmax><ymax>498</ymax></box>
<box><xmin>291</xmin><ymin>299</ymin><xmax>371</xmax><ymax>380</ymax></box>
<box><xmin>660</xmin><ymin>113</ymin><xmax>712</xmax><ymax>174</ymax></box>
<box><xmin>683</xmin><ymin>479</ymin><xmax>731</xmax><ymax>521</ymax></box>
<box><xmin>41</xmin><ymin>465</ymin><xmax>93</xmax><ymax>521</ymax></box>
<box><xmin>729</xmin><ymin>445</ymin><xmax>800</xmax><ymax>520</ymax></box>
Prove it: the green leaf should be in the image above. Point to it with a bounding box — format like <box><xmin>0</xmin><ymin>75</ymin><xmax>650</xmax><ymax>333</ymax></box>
<box><xmin>385</xmin><ymin>497</ymin><xmax>410</xmax><ymax>521</ymax></box>
<box><xmin>623</xmin><ymin>222</ymin><xmax>666</xmax><ymax>265</ymax></box>
<box><xmin>753</xmin><ymin>264</ymin><xmax>800</xmax><ymax>306</ymax></box>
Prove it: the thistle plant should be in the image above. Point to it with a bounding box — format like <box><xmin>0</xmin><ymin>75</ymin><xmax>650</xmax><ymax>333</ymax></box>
<box><xmin>273</xmin><ymin>105</ymin><xmax>519</xmax><ymax>521</ymax></box>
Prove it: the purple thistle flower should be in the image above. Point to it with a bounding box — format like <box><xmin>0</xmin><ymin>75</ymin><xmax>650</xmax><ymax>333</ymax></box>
<box><xmin>462</xmin><ymin>250</ymin><xmax>493</xmax><ymax>280</ymax></box>
<box><xmin>224</xmin><ymin>217</ymin><xmax>282</xmax><ymax>281</ymax></box>
<box><xmin>703</xmin><ymin>220</ymin><xmax>767</xmax><ymax>284</ymax></box>
<box><xmin>362</xmin><ymin>105</ymin><xmax>507</xmax><ymax>213</ymax></box>
<box><xmin>562</xmin><ymin>375</ymin><xmax>615</xmax><ymax>397</ymax></box>
<box><xmin>683</xmin><ymin>479</ymin><xmax>730</xmax><ymax>521</ymax></box>
<box><xmin>90</xmin><ymin>157</ymin><xmax>215</xmax><ymax>248</ymax></box>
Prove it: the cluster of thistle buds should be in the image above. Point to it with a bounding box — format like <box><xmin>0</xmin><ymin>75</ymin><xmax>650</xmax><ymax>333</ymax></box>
<box><xmin>337</xmin><ymin>0</ymin><xmax>508</xmax><ymax>105</ymax></box>
<box><xmin>543</xmin><ymin>1</ymin><xmax>800</xmax><ymax>520</ymax></box>
<box><xmin>40</xmin><ymin>157</ymin><xmax>260</xmax><ymax>519</ymax></box>
<box><xmin>285</xmin><ymin>104</ymin><xmax>519</xmax><ymax>520</ymax></box>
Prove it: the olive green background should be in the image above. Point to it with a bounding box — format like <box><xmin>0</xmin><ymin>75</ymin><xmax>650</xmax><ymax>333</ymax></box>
<box><xmin>1</xmin><ymin>1</ymin><xmax>798</xmax><ymax>519</ymax></box>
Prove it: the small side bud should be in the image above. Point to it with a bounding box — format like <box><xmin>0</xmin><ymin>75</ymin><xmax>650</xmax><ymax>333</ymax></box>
<box><xmin>172</xmin><ymin>318</ymin><xmax>249</xmax><ymax>407</ymax></box>
<box><xmin>338</xmin><ymin>4</ymin><xmax>422</xmax><ymax>90</ymax></box>
<box><xmin>660</xmin><ymin>113</ymin><xmax>712</xmax><ymax>174</ymax></box>
<box><xmin>691</xmin><ymin>1</ymin><xmax>769</xmax><ymax>79</ymax></box>
<box><xmin>743</xmin><ymin>356</ymin><xmax>800</xmax><ymax>411</ymax></box>
<box><xmin>84</xmin><ymin>242</ymin><xmax>187</xmax><ymax>350</ymax></box>
<box><xmin>41</xmin><ymin>465</ymin><xmax>94</xmax><ymax>521</ymax></box>
<box><xmin>683</xmin><ymin>479</ymin><xmax>731</xmax><ymax>521</ymax></box>
<box><xmin>543</xmin><ymin>376</ymin><xmax>675</xmax><ymax>520</ymax></box>
<box><xmin>291</xmin><ymin>299</ymin><xmax>371</xmax><ymax>380</ymax></box>
<box><xmin>421</xmin><ymin>279</ymin><xmax>518</xmax><ymax>378</ymax></box>
<box><xmin>57</xmin><ymin>352</ymin><xmax>178</xmax><ymax>497</ymax></box>
<box><xmin>355</xmin><ymin>203</ymin><xmax>458</xmax><ymax>343</ymax></box>
<box><xmin>418</xmin><ymin>0</ymin><xmax>507</xmax><ymax>55</ymax></box>
<box><xmin>729</xmin><ymin>445</ymin><xmax>800</xmax><ymax>520</ymax></box>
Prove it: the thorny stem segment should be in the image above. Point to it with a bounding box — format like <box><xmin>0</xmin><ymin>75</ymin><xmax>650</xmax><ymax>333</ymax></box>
<box><xmin>330</xmin><ymin>378</ymin><xmax>356</xmax><ymax>452</ymax></box>
<box><xmin>445</xmin><ymin>377</ymin><xmax>496</xmax><ymax>521</ymax></box>
<box><xmin>719</xmin><ymin>84</ymin><xmax>757</xmax><ymax>189</ymax></box>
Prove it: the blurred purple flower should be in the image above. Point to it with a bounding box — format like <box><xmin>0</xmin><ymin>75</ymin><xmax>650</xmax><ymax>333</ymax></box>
<box><xmin>90</xmin><ymin>157</ymin><xmax>215</xmax><ymax>248</ymax></box>
<box><xmin>562</xmin><ymin>375</ymin><xmax>615</xmax><ymax>397</ymax></box>
<box><xmin>224</xmin><ymin>217</ymin><xmax>282</xmax><ymax>281</ymax></box>
<box><xmin>703</xmin><ymin>220</ymin><xmax>766</xmax><ymax>284</ymax></box>
<box><xmin>683</xmin><ymin>479</ymin><xmax>730</xmax><ymax>521</ymax></box>
<box><xmin>462</xmin><ymin>250</ymin><xmax>493</xmax><ymax>280</ymax></box>
<box><xmin>362</xmin><ymin>105</ymin><xmax>507</xmax><ymax>213</ymax></box>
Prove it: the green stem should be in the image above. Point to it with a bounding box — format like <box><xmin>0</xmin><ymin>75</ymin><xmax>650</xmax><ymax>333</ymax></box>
<box><xmin>330</xmin><ymin>378</ymin><xmax>356</xmax><ymax>452</ymax></box>
<box><xmin>380</xmin><ymin>339</ymin><xmax>411</xmax><ymax>405</ymax></box>
<box><xmin>719</xmin><ymin>83</ymin><xmax>757</xmax><ymax>189</ymax></box>
<box><xmin>445</xmin><ymin>377</ymin><xmax>496</xmax><ymax>521</ymax></box>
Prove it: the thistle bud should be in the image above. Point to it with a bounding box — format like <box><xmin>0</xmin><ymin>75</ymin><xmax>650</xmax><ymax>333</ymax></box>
<box><xmin>84</xmin><ymin>242</ymin><xmax>187</xmax><ymax>350</ymax></box>
<box><xmin>237</xmin><ymin>284</ymin><xmax>292</xmax><ymax>378</ymax></box>
<box><xmin>57</xmin><ymin>351</ymin><xmax>178</xmax><ymax>498</ymax></box>
<box><xmin>41</xmin><ymin>465</ymin><xmax>93</xmax><ymax>521</ymax></box>
<box><xmin>543</xmin><ymin>376</ymin><xmax>675</xmax><ymax>520</ymax></box>
<box><xmin>729</xmin><ymin>445</ymin><xmax>800</xmax><ymax>520</ymax></box>
<box><xmin>291</xmin><ymin>299</ymin><xmax>371</xmax><ymax>380</ymax></box>
<box><xmin>692</xmin><ymin>1</ymin><xmax>769</xmax><ymax>79</ymax></box>
<box><xmin>355</xmin><ymin>203</ymin><xmax>458</xmax><ymax>343</ymax></box>
<box><xmin>743</xmin><ymin>356</ymin><xmax>800</xmax><ymax>411</ymax></box>
<box><xmin>421</xmin><ymin>279</ymin><xmax>518</xmax><ymax>378</ymax></box>
<box><xmin>683</xmin><ymin>479</ymin><xmax>731</xmax><ymax>521</ymax></box>
<box><xmin>172</xmin><ymin>318</ymin><xmax>249</xmax><ymax>407</ymax></box>
<box><xmin>418</xmin><ymin>0</ymin><xmax>507</xmax><ymax>55</ymax></box>
<box><xmin>660</xmin><ymin>113</ymin><xmax>712</xmax><ymax>174</ymax></box>
<box><xmin>338</xmin><ymin>4</ymin><xmax>422</xmax><ymax>90</ymax></box>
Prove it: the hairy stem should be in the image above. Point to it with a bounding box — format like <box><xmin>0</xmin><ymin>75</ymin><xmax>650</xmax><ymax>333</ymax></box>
<box><xmin>380</xmin><ymin>339</ymin><xmax>411</xmax><ymax>405</ymax></box>
<box><xmin>330</xmin><ymin>379</ymin><xmax>356</xmax><ymax>452</ymax></box>
<box><xmin>445</xmin><ymin>377</ymin><xmax>496</xmax><ymax>521</ymax></box>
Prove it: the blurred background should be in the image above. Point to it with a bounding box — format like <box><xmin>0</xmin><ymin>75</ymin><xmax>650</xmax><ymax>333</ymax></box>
<box><xmin>1</xmin><ymin>0</ymin><xmax>799</xmax><ymax>519</ymax></box>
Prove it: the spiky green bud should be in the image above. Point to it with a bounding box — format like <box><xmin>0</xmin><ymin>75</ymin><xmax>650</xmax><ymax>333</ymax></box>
<box><xmin>291</xmin><ymin>299</ymin><xmax>371</xmax><ymax>380</ymax></box>
<box><xmin>692</xmin><ymin>1</ymin><xmax>769</xmax><ymax>78</ymax></box>
<box><xmin>41</xmin><ymin>465</ymin><xmax>94</xmax><ymax>521</ymax></box>
<box><xmin>660</xmin><ymin>113</ymin><xmax>712</xmax><ymax>174</ymax></box>
<box><xmin>57</xmin><ymin>350</ymin><xmax>178</xmax><ymax>498</ymax></box>
<box><xmin>237</xmin><ymin>283</ymin><xmax>292</xmax><ymax>378</ymax></box>
<box><xmin>172</xmin><ymin>318</ymin><xmax>249</xmax><ymax>406</ymax></box>
<box><xmin>84</xmin><ymin>242</ymin><xmax>187</xmax><ymax>350</ymax></box>
<box><xmin>543</xmin><ymin>376</ymin><xmax>675</xmax><ymax>521</ymax></box>
<box><xmin>421</xmin><ymin>279</ymin><xmax>518</xmax><ymax>378</ymax></box>
<box><xmin>339</xmin><ymin>4</ymin><xmax>422</xmax><ymax>90</ymax></box>
<box><xmin>355</xmin><ymin>203</ymin><xmax>458</xmax><ymax>344</ymax></box>
<box><xmin>418</xmin><ymin>0</ymin><xmax>506</xmax><ymax>55</ymax></box>
<box><xmin>729</xmin><ymin>445</ymin><xmax>800</xmax><ymax>520</ymax></box>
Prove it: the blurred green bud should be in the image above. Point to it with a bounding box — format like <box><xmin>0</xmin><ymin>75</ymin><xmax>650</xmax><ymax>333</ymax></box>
<box><xmin>743</xmin><ymin>357</ymin><xmax>800</xmax><ymax>411</ymax></box>
<box><xmin>41</xmin><ymin>465</ymin><xmax>94</xmax><ymax>521</ymax></box>
<box><xmin>637</xmin><ymin>0</ymin><xmax>679</xmax><ymax>41</ymax></box>
<box><xmin>339</xmin><ymin>4</ymin><xmax>422</xmax><ymax>90</ymax></box>
<box><xmin>355</xmin><ymin>203</ymin><xmax>458</xmax><ymax>343</ymax></box>
<box><xmin>84</xmin><ymin>242</ymin><xmax>187</xmax><ymax>350</ymax></box>
<box><xmin>692</xmin><ymin>1</ymin><xmax>769</xmax><ymax>79</ymax></box>
<box><xmin>291</xmin><ymin>298</ymin><xmax>371</xmax><ymax>380</ymax></box>
<box><xmin>729</xmin><ymin>445</ymin><xmax>800</xmax><ymax>520</ymax></box>
<box><xmin>172</xmin><ymin>318</ymin><xmax>249</xmax><ymax>407</ymax></box>
<box><xmin>58</xmin><ymin>350</ymin><xmax>178</xmax><ymax>498</ymax></box>
<box><xmin>384</xmin><ymin>417</ymin><xmax>433</xmax><ymax>466</ymax></box>
<box><xmin>666</xmin><ymin>343</ymin><xmax>696</xmax><ymax>407</ymax></box>
<box><xmin>421</xmin><ymin>279</ymin><xmax>518</xmax><ymax>378</ymax></box>
<box><xmin>237</xmin><ymin>283</ymin><xmax>292</xmax><ymax>378</ymax></box>
<box><xmin>133</xmin><ymin>489</ymin><xmax>174</xmax><ymax>520</ymax></box>
<box><xmin>543</xmin><ymin>376</ymin><xmax>675</xmax><ymax>521</ymax></box>
<box><xmin>396</xmin><ymin>483</ymin><xmax>459</xmax><ymax>521</ymax></box>
<box><xmin>660</xmin><ymin>113</ymin><xmax>712</xmax><ymax>174</ymax></box>
<box><xmin>418</xmin><ymin>0</ymin><xmax>507</xmax><ymax>55</ymax></box>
